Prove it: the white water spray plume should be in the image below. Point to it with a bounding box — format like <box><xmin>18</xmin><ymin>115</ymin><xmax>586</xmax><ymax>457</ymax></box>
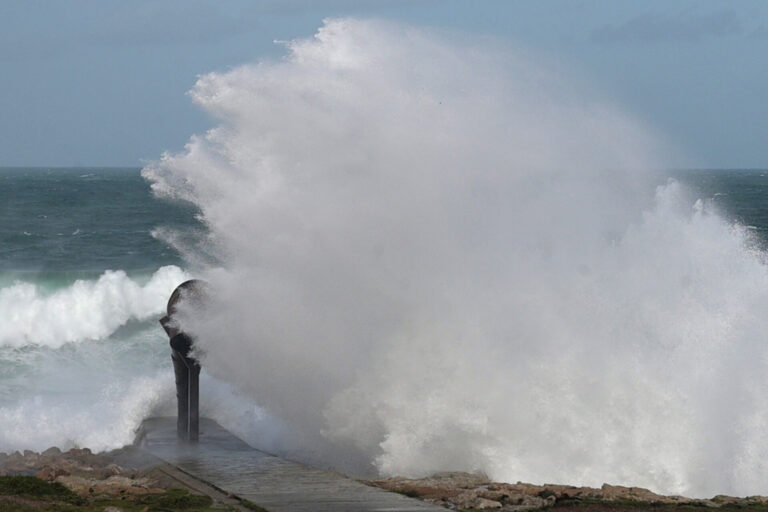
<box><xmin>143</xmin><ymin>19</ymin><xmax>768</xmax><ymax>497</ymax></box>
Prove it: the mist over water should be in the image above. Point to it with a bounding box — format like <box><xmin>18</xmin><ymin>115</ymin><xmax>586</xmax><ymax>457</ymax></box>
<box><xmin>144</xmin><ymin>19</ymin><xmax>768</xmax><ymax>497</ymax></box>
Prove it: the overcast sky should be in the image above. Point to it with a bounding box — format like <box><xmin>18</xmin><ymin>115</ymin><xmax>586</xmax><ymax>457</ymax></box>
<box><xmin>1</xmin><ymin>0</ymin><xmax>766</xmax><ymax>168</ymax></box>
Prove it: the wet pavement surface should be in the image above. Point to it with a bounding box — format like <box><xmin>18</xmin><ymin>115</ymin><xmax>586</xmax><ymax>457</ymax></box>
<box><xmin>136</xmin><ymin>417</ymin><xmax>443</xmax><ymax>512</ymax></box>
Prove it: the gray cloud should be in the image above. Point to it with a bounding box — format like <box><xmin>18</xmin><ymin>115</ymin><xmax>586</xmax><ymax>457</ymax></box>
<box><xmin>591</xmin><ymin>9</ymin><xmax>741</xmax><ymax>44</ymax></box>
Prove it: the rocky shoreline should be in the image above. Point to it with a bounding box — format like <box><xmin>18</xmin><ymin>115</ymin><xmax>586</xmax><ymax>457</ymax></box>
<box><xmin>0</xmin><ymin>447</ymin><xmax>165</xmax><ymax>499</ymax></box>
<box><xmin>4</xmin><ymin>448</ymin><xmax>768</xmax><ymax>512</ymax></box>
<box><xmin>367</xmin><ymin>472</ymin><xmax>768</xmax><ymax>511</ymax></box>
<box><xmin>0</xmin><ymin>446</ymin><xmax>233</xmax><ymax>511</ymax></box>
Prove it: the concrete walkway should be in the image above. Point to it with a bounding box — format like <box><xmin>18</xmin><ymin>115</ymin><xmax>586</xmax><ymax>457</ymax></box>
<box><xmin>135</xmin><ymin>417</ymin><xmax>444</xmax><ymax>512</ymax></box>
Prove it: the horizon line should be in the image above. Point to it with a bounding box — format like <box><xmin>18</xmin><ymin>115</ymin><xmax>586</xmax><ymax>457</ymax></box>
<box><xmin>2</xmin><ymin>166</ymin><xmax>768</xmax><ymax>172</ymax></box>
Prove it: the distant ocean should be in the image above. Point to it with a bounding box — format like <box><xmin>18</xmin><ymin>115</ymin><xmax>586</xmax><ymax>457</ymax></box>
<box><xmin>1</xmin><ymin>166</ymin><xmax>767</xmax><ymax>486</ymax></box>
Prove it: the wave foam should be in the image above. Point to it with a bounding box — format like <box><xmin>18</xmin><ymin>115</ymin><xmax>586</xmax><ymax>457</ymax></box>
<box><xmin>0</xmin><ymin>372</ymin><xmax>173</xmax><ymax>453</ymax></box>
<box><xmin>0</xmin><ymin>266</ymin><xmax>189</xmax><ymax>348</ymax></box>
<box><xmin>144</xmin><ymin>19</ymin><xmax>768</xmax><ymax>496</ymax></box>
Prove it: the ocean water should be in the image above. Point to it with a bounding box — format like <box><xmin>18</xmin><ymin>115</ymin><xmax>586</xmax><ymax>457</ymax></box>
<box><xmin>0</xmin><ymin>167</ymin><xmax>198</xmax><ymax>452</ymax></box>
<box><xmin>1</xmin><ymin>165</ymin><xmax>766</xmax><ymax>485</ymax></box>
<box><xmin>672</xmin><ymin>169</ymin><xmax>768</xmax><ymax>249</ymax></box>
<box><xmin>0</xmin><ymin>167</ymin><xmax>197</xmax><ymax>280</ymax></box>
<box><xmin>0</xmin><ymin>167</ymin><xmax>280</xmax><ymax>456</ymax></box>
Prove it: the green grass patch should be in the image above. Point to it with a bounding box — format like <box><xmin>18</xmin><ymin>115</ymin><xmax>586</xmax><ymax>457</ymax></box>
<box><xmin>0</xmin><ymin>476</ymin><xmax>82</xmax><ymax>504</ymax></box>
<box><xmin>0</xmin><ymin>478</ymin><xmax>227</xmax><ymax>511</ymax></box>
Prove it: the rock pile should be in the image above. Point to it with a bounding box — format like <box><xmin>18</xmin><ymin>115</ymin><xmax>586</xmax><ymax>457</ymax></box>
<box><xmin>367</xmin><ymin>472</ymin><xmax>768</xmax><ymax>511</ymax></box>
<box><xmin>0</xmin><ymin>447</ymin><xmax>164</xmax><ymax>498</ymax></box>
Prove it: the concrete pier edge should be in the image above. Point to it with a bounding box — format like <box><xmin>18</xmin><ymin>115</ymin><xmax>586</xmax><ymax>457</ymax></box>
<box><xmin>135</xmin><ymin>417</ymin><xmax>443</xmax><ymax>512</ymax></box>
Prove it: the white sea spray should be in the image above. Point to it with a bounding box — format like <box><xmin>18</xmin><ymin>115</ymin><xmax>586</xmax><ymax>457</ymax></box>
<box><xmin>144</xmin><ymin>19</ymin><xmax>768</xmax><ymax>496</ymax></box>
<box><xmin>0</xmin><ymin>265</ymin><xmax>188</xmax><ymax>348</ymax></box>
<box><xmin>0</xmin><ymin>265</ymin><xmax>191</xmax><ymax>452</ymax></box>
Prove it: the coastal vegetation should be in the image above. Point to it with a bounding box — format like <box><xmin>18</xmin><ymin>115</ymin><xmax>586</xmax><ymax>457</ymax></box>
<box><xmin>0</xmin><ymin>476</ymin><xmax>217</xmax><ymax>511</ymax></box>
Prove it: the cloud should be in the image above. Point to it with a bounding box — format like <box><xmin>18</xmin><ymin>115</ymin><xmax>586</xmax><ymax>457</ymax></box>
<box><xmin>591</xmin><ymin>9</ymin><xmax>741</xmax><ymax>44</ymax></box>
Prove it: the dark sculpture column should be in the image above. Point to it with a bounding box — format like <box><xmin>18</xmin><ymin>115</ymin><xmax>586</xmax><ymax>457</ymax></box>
<box><xmin>161</xmin><ymin>279</ymin><xmax>206</xmax><ymax>442</ymax></box>
<box><xmin>170</xmin><ymin>348</ymin><xmax>200</xmax><ymax>441</ymax></box>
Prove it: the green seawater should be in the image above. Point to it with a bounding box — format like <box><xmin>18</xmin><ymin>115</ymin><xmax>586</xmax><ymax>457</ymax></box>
<box><xmin>0</xmin><ymin>167</ymin><xmax>201</xmax><ymax>287</ymax></box>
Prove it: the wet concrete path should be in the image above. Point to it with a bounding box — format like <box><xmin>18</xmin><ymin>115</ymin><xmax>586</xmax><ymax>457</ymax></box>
<box><xmin>136</xmin><ymin>417</ymin><xmax>443</xmax><ymax>512</ymax></box>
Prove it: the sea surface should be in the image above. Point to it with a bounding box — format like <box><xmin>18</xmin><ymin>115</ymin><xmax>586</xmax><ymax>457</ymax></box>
<box><xmin>0</xmin><ymin>166</ymin><xmax>767</xmax><ymax>461</ymax></box>
<box><xmin>0</xmin><ymin>167</ymin><xmax>199</xmax><ymax>284</ymax></box>
<box><xmin>0</xmin><ymin>167</ymin><xmax>204</xmax><ymax>453</ymax></box>
<box><xmin>672</xmin><ymin>169</ymin><xmax>768</xmax><ymax>249</ymax></box>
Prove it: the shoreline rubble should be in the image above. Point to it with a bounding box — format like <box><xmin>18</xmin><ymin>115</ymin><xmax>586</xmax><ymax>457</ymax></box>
<box><xmin>4</xmin><ymin>448</ymin><xmax>768</xmax><ymax>511</ymax></box>
<box><xmin>0</xmin><ymin>447</ymin><xmax>164</xmax><ymax>498</ymax></box>
<box><xmin>366</xmin><ymin>472</ymin><xmax>768</xmax><ymax>511</ymax></box>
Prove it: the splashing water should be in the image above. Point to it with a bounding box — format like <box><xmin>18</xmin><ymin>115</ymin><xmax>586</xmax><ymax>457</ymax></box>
<box><xmin>143</xmin><ymin>19</ymin><xmax>768</xmax><ymax>497</ymax></box>
<box><xmin>0</xmin><ymin>266</ymin><xmax>188</xmax><ymax>348</ymax></box>
<box><xmin>0</xmin><ymin>266</ymin><xmax>190</xmax><ymax>452</ymax></box>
